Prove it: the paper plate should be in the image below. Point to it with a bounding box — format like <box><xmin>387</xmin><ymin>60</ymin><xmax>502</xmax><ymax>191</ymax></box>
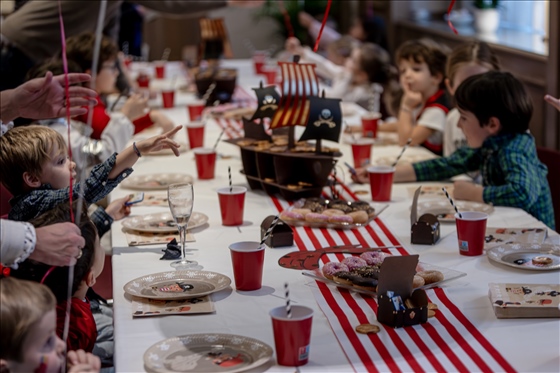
<box><xmin>487</xmin><ymin>243</ymin><xmax>560</xmax><ymax>271</ymax></box>
<box><xmin>120</xmin><ymin>173</ymin><xmax>194</xmax><ymax>190</ymax></box>
<box><xmin>122</xmin><ymin>211</ymin><xmax>208</xmax><ymax>233</ymax></box>
<box><xmin>416</xmin><ymin>200</ymin><xmax>494</xmax><ymax>222</ymax></box>
<box><xmin>143</xmin><ymin>333</ymin><xmax>272</xmax><ymax>373</ymax></box>
<box><xmin>124</xmin><ymin>270</ymin><xmax>231</xmax><ymax>300</ymax></box>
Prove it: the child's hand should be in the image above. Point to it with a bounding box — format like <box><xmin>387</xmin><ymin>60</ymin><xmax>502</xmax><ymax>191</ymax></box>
<box><xmin>545</xmin><ymin>95</ymin><xmax>560</xmax><ymax>112</ymax></box>
<box><xmin>350</xmin><ymin>167</ymin><xmax>369</xmax><ymax>184</ymax></box>
<box><xmin>285</xmin><ymin>37</ymin><xmax>303</xmax><ymax>55</ymax></box>
<box><xmin>67</xmin><ymin>350</ymin><xmax>101</xmax><ymax>373</ymax></box>
<box><xmin>136</xmin><ymin>125</ymin><xmax>182</xmax><ymax>156</ymax></box>
<box><xmin>105</xmin><ymin>196</ymin><xmax>132</xmax><ymax>221</ymax></box>
<box><xmin>121</xmin><ymin>93</ymin><xmax>148</xmax><ymax>121</ymax></box>
<box><xmin>149</xmin><ymin>110</ymin><xmax>175</xmax><ymax>133</ymax></box>
<box><xmin>401</xmin><ymin>82</ymin><xmax>423</xmax><ymax>109</ymax></box>
<box><xmin>453</xmin><ymin>180</ymin><xmax>484</xmax><ymax>203</ymax></box>
<box><xmin>298</xmin><ymin>11</ymin><xmax>314</xmax><ymax>29</ymax></box>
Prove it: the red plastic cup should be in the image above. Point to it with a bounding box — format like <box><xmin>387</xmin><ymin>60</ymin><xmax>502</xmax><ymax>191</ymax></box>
<box><xmin>253</xmin><ymin>52</ymin><xmax>267</xmax><ymax>74</ymax></box>
<box><xmin>455</xmin><ymin>211</ymin><xmax>488</xmax><ymax>256</ymax></box>
<box><xmin>361</xmin><ymin>112</ymin><xmax>382</xmax><ymax>138</ymax></box>
<box><xmin>350</xmin><ymin>138</ymin><xmax>375</xmax><ymax>168</ymax></box>
<box><xmin>154</xmin><ymin>61</ymin><xmax>165</xmax><ymax>79</ymax></box>
<box><xmin>136</xmin><ymin>73</ymin><xmax>150</xmax><ymax>88</ymax></box>
<box><xmin>187</xmin><ymin>100</ymin><xmax>206</xmax><ymax>121</ymax></box>
<box><xmin>193</xmin><ymin>147</ymin><xmax>216</xmax><ymax>180</ymax></box>
<box><xmin>161</xmin><ymin>90</ymin><xmax>175</xmax><ymax>108</ymax></box>
<box><xmin>270</xmin><ymin>305</ymin><xmax>314</xmax><ymax>366</ymax></box>
<box><xmin>229</xmin><ymin>241</ymin><xmax>265</xmax><ymax>291</ymax></box>
<box><xmin>186</xmin><ymin>122</ymin><xmax>205</xmax><ymax>149</ymax></box>
<box><xmin>367</xmin><ymin>165</ymin><xmax>395</xmax><ymax>202</ymax></box>
<box><xmin>217</xmin><ymin>186</ymin><xmax>247</xmax><ymax>226</ymax></box>
<box><xmin>262</xmin><ymin>67</ymin><xmax>277</xmax><ymax>85</ymax></box>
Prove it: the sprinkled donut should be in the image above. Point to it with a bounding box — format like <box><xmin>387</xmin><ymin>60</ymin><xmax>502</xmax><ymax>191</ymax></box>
<box><xmin>323</xmin><ymin>208</ymin><xmax>345</xmax><ymax>216</ymax></box>
<box><xmin>305</xmin><ymin>212</ymin><xmax>329</xmax><ymax>223</ymax></box>
<box><xmin>280</xmin><ymin>210</ymin><xmax>304</xmax><ymax>222</ymax></box>
<box><xmin>322</xmin><ymin>262</ymin><xmax>350</xmax><ymax>280</ymax></box>
<box><xmin>341</xmin><ymin>256</ymin><xmax>367</xmax><ymax>271</ymax></box>
<box><xmin>417</xmin><ymin>270</ymin><xmax>444</xmax><ymax>285</ymax></box>
<box><xmin>360</xmin><ymin>251</ymin><xmax>388</xmax><ymax>267</ymax></box>
<box><xmin>328</xmin><ymin>214</ymin><xmax>353</xmax><ymax>224</ymax></box>
<box><xmin>291</xmin><ymin>208</ymin><xmax>312</xmax><ymax>217</ymax></box>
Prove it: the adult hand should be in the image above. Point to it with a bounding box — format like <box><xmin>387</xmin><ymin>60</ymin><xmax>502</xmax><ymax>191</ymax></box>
<box><xmin>67</xmin><ymin>350</ymin><xmax>101</xmax><ymax>373</ymax></box>
<box><xmin>121</xmin><ymin>93</ymin><xmax>148</xmax><ymax>121</ymax></box>
<box><xmin>298</xmin><ymin>11</ymin><xmax>315</xmax><ymax>29</ymax></box>
<box><xmin>105</xmin><ymin>196</ymin><xmax>132</xmax><ymax>221</ymax></box>
<box><xmin>30</xmin><ymin>222</ymin><xmax>85</xmax><ymax>266</ymax></box>
<box><xmin>2</xmin><ymin>72</ymin><xmax>97</xmax><ymax>122</ymax></box>
<box><xmin>544</xmin><ymin>95</ymin><xmax>560</xmax><ymax>112</ymax></box>
<box><xmin>350</xmin><ymin>167</ymin><xmax>369</xmax><ymax>184</ymax></box>
<box><xmin>136</xmin><ymin>125</ymin><xmax>182</xmax><ymax>156</ymax></box>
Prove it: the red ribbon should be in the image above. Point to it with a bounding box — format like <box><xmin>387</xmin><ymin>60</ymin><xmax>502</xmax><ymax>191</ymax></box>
<box><xmin>447</xmin><ymin>0</ymin><xmax>459</xmax><ymax>35</ymax></box>
<box><xmin>278</xmin><ymin>0</ymin><xmax>294</xmax><ymax>38</ymax></box>
<box><xmin>313</xmin><ymin>0</ymin><xmax>332</xmax><ymax>52</ymax></box>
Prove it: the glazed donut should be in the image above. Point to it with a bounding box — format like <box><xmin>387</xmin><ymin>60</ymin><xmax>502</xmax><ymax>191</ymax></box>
<box><xmin>323</xmin><ymin>208</ymin><xmax>345</xmax><ymax>216</ymax></box>
<box><xmin>305</xmin><ymin>213</ymin><xmax>329</xmax><ymax>223</ymax></box>
<box><xmin>347</xmin><ymin>210</ymin><xmax>369</xmax><ymax>224</ymax></box>
<box><xmin>532</xmin><ymin>256</ymin><xmax>553</xmax><ymax>265</ymax></box>
<box><xmin>360</xmin><ymin>251</ymin><xmax>387</xmax><ymax>267</ymax></box>
<box><xmin>280</xmin><ymin>210</ymin><xmax>304</xmax><ymax>222</ymax></box>
<box><xmin>291</xmin><ymin>208</ymin><xmax>312</xmax><ymax>217</ymax></box>
<box><xmin>322</xmin><ymin>262</ymin><xmax>349</xmax><ymax>280</ymax></box>
<box><xmin>341</xmin><ymin>256</ymin><xmax>367</xmax><ymax>271</ymax></box>
<box><xmin>417</xmin><ymin>270</ymin><xmax>444</xmax><ymax>285</ymax></box>
<box><xmin>412</xmin><ymin>275</ymin><xmax>425</xmax><ymax>288</ymax></box>
<box><xmin>328</xmin><ymin>214</ymin><xmax>353</xmax><ymax>224</ymax></box>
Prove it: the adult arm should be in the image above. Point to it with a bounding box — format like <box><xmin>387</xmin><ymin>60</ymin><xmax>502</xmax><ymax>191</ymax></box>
<box><xmin>544</xmin><ymin>95</ymin><xmax>560</xmax><ymax>112</ymax></box>
<box><xmin>0</xmin><ymin>72</ymin><xmax>96</xmax><ymax>122</ymax></box>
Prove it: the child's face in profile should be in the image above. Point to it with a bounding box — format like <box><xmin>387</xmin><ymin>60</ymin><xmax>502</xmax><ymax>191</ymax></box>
<box><xmin>6</xmin><ymin>310</ymin><xmax>65</xmax><ymax>373</ymax></box>
<box><xmin>39</xmin><ymin>143</ymin><xmax>76</xmax><ymax>189</ymax></box>
<box><xmin>457</xmin><ymin>108</ymin><xmax>493</xmax><ymax>148</ymax></box>
<box><xmin>398</xmin><ymin>58</ymin><xmax>440</xmax><ymax>95</ymax></box>
<box><xmin>348</xmin><ymin>19</ymin><xmax>365</xmax><ymax>41</ymax></box>
<box><xmin>345</xmin><ymin>48</ymin><xmax>367</xmax><ymax>84</ymax></box>
<box><xmin>448</xmin><ymin>62</ymin><xmax>491</xmax><ymax>96</ymax></box>
<box><xmin>96</xmin><ymin>58</ymin><xmax>119</xmax><ymax>94</ymax></box>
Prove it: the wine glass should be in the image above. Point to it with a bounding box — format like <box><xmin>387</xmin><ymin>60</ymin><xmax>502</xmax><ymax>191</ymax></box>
<box><xmin>167</xmin><ymin>183</ymin><xmax>197</xmax><ymax>269</ymax></box>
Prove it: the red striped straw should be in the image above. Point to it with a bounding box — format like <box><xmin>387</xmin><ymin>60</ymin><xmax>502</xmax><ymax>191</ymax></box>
<box><xmin>313</xmin><ymin>0</ymin><xmax>333</xmax><ymax>52</ymax></box>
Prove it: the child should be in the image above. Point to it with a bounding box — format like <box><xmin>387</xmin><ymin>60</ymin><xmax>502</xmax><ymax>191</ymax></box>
<box><xmin>285</xmin><ymin>38</ymin><xmax>395</xmax><ymax>116</ymax></box>
<box><xmin>357</xmin><ymin>71</ymin><xmax>555</xmax><ymax>229</ymax></box>
<box><xmin>381</xmin><ymin>39</ymin><xmax>451</xmax><ymax>155</ymax></box>
<box><xmin>0</xmin><ymin>277</ymin><xmax>101</xmax><ymax>373</ymax></box>
<box><xmin>443</xmin><ymin>41</ymin><xmax>500</xmax><ymax>157</ymax></box>
<box><xmin>66</xmin><ymin>32</ymin><xmax>174</xmax><ymax>140</ymax></box>
<box><xmin>0</xmin><ymin>124</ymin><xmax>181</xmax><ymax>231</ymax></box>
<box><xmin>12</xmin><ymin>201</ymin><xmax>103</xmax><ymax>353</ymax></box>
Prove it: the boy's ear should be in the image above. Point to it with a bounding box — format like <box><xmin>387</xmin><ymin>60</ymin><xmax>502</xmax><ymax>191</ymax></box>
<box><xmin>444</xmin><ymin>78</ymin><xmax>453</xmax><ymax>94</ymax></box>
<box><xmin>85</xmin><ymin>270</ymin><xmax>96</xmax><ymax>287</ymax></box>
<box><xmin>22</xmin><ymin>172</ymin><xmax>42</xmax><ymax>189</ymax></box>
<box><xmin>486</xmin><ymin>116</ymin><xmax>501</xmax><ymax>135</ymax></box>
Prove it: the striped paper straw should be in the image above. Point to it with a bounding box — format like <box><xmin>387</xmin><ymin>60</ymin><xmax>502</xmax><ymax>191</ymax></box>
<box><xmin>228</xmin><ymin>166</ymin><xmax>232</xmax><ymax>193</ymax></box>
<box><xmin>260</xmin><ymin>215</ymin><xmax>280</xmax><ymax>246</ymax></box>
<box><xmin>442</xmin><ymin>187</ymin><xmax>462</xmax><ymax>218</ymax></box>
<box><xmin>212</xmin><ymin>130</ymin><xmax>224</xmax><ymax>152</ymax></box>
<box><xmin>284</xmin><ymin>282</ymin><xmax>292</xmax><ymax>318</ymax></box>
<box><xmin>392</xmin><ymin>138</ymin><xmax>412</xmax><ymax>168</ymax></box>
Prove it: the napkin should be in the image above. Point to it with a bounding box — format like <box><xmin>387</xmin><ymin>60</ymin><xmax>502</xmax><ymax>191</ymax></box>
<box><xmin>132</xmin><ymin>295</ymin><xmax>215</xmax><ymax>317</ymax></box>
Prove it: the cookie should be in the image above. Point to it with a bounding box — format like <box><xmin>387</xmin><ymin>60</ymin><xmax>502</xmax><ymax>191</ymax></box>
<box><xmin>428</xmin><ymin>309</ymin><xmax>436</xmax><ymax>318</ymax></box>
<box><xmin>355</xmin><ymin>324</ymin><xmax>380</xmax><ymax>334</ymax></box>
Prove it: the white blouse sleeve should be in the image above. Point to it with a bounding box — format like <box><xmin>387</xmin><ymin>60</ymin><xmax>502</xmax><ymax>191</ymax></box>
<box><xmin>0</xmin><ymin>219</ymin><xmax>36</xmax><ymax>269</ymax></box>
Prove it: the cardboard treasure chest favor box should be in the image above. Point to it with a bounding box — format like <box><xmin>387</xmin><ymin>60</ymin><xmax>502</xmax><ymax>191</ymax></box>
<box><xmin>410</xmin><ymin>186</ymin><xmax>440</xmax><ymax>245</ymax></box>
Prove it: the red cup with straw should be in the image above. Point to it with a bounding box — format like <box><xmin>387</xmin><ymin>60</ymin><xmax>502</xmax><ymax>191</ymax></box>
<box><xmin>229</xmin><ymin>241</ymin><xmax>265</xmax><ymax>290</ymax></box>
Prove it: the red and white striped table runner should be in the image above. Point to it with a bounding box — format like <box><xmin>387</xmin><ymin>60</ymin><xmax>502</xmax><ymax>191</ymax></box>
<box><xmin>217</xmin><ymin>115</ymin><xmax>515</xmax><ymax>373</ymax></box>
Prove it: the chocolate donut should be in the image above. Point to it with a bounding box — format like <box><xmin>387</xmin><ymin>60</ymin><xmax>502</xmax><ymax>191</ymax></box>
<box><xmin>352</xmin><ymin>265</ymin><xmax>380</xmax><ymax>279</ymax></box>
<box><xmin>332</xmin><ymin>271</ymin><xmax>356</xmax><ymax>286</ymax></box>
<box><xmin>351</xmin><ymin>276</ymin><xmax>378</xmax><ymax>292</ymax></box>
<box><xmin>327</xmin><ymin>200</ymin><xmax>353</xmax><ymax>213</ymax></box>
<box><xmin>322</xmin><ymin>262</ymin><xmax>349</xmax><ymax>280</ymax></box>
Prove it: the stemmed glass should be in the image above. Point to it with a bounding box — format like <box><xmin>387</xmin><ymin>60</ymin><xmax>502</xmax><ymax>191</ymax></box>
<box><xmin>167</xmin><ymin>183</ymin><xmax>197</xmax><ymax>269</ymax></box>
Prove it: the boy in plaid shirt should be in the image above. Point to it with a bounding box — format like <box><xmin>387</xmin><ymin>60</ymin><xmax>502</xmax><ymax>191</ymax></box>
<box><xmin>354</xmin><ymin>71</ymin><xmax>554</xmax><ymax>229</ymax></box>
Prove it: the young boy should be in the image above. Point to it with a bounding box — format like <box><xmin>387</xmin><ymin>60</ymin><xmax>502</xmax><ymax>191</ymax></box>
<box><xmin>66</xmin><ymin>32</ymin><xmax>174</xmax><ymax>140</ymax></box>
<box><xmin>355</xmin><ymin>71</ymin><xmax>555</xmax><ymax>229</ymax></box>
<box><xmin>0</xmin><ymin>124</ymin><xmax>181</xmax><ymax>229</ymax></box>
<box><xmin>382</xmin><ymin>39</ymin><xmax>451</xmax><ymax>155</ymax></box>
<box><xmin>0</xmin><ymin>277</ymin><xmax>101</xmax><ymax>373</ymax></box>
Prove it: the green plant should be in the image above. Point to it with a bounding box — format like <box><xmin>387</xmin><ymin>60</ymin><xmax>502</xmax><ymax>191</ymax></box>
<box><xmin>473</xmin><ymin>0</ymin><xmax>499</xmax><ymax>9</ymax></box>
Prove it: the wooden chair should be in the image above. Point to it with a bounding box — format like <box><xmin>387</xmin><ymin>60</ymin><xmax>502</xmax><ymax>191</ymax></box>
<box><xmin>198</xmin><ymin>17</ymin><xmax>233</xmax><ymax>61</ymax></box>
<box><xmin>537</xmin><ymin>147</ymin><xmax>560</xmax><ymax>229</ymax></box>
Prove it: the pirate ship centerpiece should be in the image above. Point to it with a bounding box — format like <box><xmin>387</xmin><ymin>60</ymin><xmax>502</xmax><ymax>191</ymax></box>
<box><xmin>226</xmin><ymin>56</ymin><xmax>343</xmax><ymax>200</ymax></box>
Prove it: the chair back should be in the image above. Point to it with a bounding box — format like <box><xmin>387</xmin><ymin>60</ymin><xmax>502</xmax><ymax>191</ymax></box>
<box><xmin>198</xmin><ymin>18</ymin><xmax>233</xmax><ymax>60</ymax></box>
<box><xmin>537</xmin><ymin>147</ymin><xmax>560</xmax><ymax>229</ymax></box>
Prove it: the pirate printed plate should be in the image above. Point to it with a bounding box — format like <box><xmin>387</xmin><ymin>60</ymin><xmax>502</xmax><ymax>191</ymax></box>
<box><xmin>124</xmin><ymin>270</ymin><xmax>231</xmax><ymax>300</ymax></box>
<box><xmin>122</xmin><ymin>212</ymin><xmax>208</xmax><ymax>233</ymax></box>
<box><xmin>120</xmin><ymin>173</ymin><xmax>194</xmax><ymax>190</ymax></box>
<box><xmin>487</xmin><ymin>243</ymin><xmax>560</xmax><ymax>271</ymax></box>
<box><xmin>143</xmin><ymin>334</ymin><xmax>273</xmax><ymax>373</ymax></box>
<box><xmin>416</xmin><ymin>200</ymin><xmax>494</xmax><ymax>222</ymax></box>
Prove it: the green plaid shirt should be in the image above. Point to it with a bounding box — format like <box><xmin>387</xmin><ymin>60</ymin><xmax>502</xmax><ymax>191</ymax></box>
<box><xmin>413</xmin><ymin>133</ymin><xmax>555</xmax><ymax>230</ymax></box>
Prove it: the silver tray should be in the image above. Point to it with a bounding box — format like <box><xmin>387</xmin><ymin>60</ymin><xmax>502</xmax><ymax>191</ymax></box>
<box><xmin>487</xmin><ymin>243</ymin><xmax>560</xmax><ymax>271</ymax></box>
<box><xmin>303</xmin><ymin>261</ymin><xmax>467</xmax><ymax>296</ymax></box>
<box><xmin>144</xmin><ymin>333</ymin><xmax>273</xmax><ymax>373</ymax></box>
<box><xmin>124</xmin><ymin>270</ymin><xmax>231</xmax><ymax>300</ymax></box>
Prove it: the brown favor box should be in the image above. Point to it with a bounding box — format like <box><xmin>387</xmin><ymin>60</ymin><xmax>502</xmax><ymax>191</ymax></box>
<box><xmin>260</xmin><ymin>216</ymin><xmax>293</xmax><ymax>248</ymax></box>
<box><xmin>410</xmin><ymin>186</ymin><xmax>440</xmax><ymax>245</ymax></box>
<box><xmin>377</xmin><ymin>255</ymin><xmax>428</xmax><ymax>328</ymax></box>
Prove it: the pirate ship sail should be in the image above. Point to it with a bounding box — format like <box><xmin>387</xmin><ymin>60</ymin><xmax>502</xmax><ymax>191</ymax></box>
<box><xmin>229</xmin><ymin>56</ymin><xmax>343</xmax><ymax>200</ymax></box>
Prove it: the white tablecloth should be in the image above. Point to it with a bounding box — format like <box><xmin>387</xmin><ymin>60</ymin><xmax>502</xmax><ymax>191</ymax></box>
<box><xmin>110</xmin><ymin>60</ymin><xmax>560</xmax><ymax>373</ymax></box>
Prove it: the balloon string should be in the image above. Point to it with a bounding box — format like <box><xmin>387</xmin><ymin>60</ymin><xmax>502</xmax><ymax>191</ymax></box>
<box><xmin>313</xmin><ymin>0</ymin><xmax>332</xmax><ymax>52</ymax></box>
<box><xmin>447</xmin><ymin>0</ymin><xmax>459</xmax><ymax>35</ymax></box>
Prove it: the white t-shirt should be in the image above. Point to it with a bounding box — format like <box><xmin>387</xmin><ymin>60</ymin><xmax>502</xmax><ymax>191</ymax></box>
<box><xmin>443</xmin><ymin>108</ymin><xmax>467</xmax><ymax>157</ymax></box>
<box><xmin>416</xmin><ymin>106</ymin><xmax>446</xmax><ymax>152</ymax></box>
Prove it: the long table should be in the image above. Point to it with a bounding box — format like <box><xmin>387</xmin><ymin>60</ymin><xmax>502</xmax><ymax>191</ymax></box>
<box><xmin>110</xmin><ymin>60</ymin><xmax>560</xmax><ymax>372</ymax></box>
